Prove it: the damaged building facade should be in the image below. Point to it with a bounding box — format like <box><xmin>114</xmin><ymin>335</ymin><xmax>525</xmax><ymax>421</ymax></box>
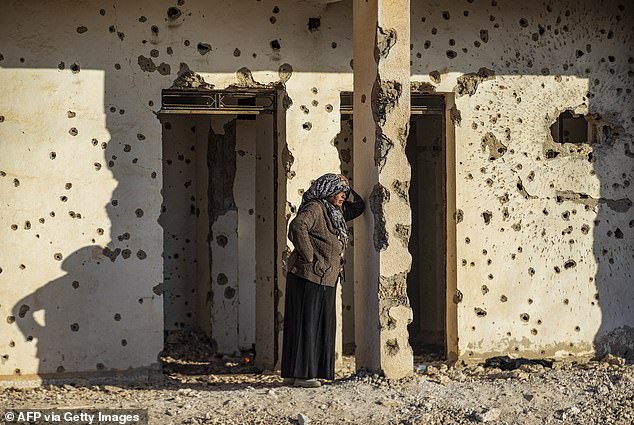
<box><xmin>0</xmin><ymin>0</ymin><xmax>632</xmax><ymax>383</ymax></box>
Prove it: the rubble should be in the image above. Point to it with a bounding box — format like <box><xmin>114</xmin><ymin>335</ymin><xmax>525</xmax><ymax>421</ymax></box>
<box><xmin>1</xmin><ymin>331</ymin><xmax>632</xmax><ymax>424</ymax></box>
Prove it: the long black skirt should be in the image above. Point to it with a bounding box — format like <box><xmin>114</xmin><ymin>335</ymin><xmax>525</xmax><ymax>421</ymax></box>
<box><xmin>281</xmin><ymin>272</ymin><xmax>336</xmax><ymax>380</ymax></box>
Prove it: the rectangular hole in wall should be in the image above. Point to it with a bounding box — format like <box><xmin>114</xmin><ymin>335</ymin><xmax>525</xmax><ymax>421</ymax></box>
<box><xmin>159</xmin><ymin>89</ymin><xmax>280</xmax><ymax>366</ymax></box>
<box><xmin>405</xmin><ymin>94</ymin><xmax>447</xmax><ymax>359</ymax></box>
<box><xmin>338</xmin><ymin>92</ymin><xmax>448</xmax><ymax>361</ymax></box>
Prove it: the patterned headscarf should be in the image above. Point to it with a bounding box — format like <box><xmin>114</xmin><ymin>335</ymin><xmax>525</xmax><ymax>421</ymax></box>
<box><xmin>298</xmin><ymin>173</ymin><xmax>351</xmax><ymax>248</ymax></box>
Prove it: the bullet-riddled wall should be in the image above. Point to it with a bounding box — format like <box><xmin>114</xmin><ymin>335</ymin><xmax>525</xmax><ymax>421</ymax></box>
<box><xmin>408</xmin><ymin>0</ymin><xmax>633</xmax><ymax>359</ymax></box>
<box><xmin>0</xmin><ymin>0</ymin><xmax>632</xmax><ymax>381</ymax></box>
<box><xmin>0</xmin><ymin>0</ymin><xmax>353</xmax><ymax>380</ymax></box>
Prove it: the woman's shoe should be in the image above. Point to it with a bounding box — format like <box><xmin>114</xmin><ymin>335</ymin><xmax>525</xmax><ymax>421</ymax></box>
<box><xmin>282</xmin><ymin>378</ymin><xmax>295</xmax><ymax>385</ymax></box>
<box><xmin>294</xmin><ymin>378</ymin><xmax>321</xmax><ymax>388</ymax></box>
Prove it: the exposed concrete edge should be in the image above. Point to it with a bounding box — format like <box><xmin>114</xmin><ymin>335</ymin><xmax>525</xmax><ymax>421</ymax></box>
<box><xmin>0</xmin><ymin>364</ymin><xmax>162</xmax><ymax>389</ymax></box>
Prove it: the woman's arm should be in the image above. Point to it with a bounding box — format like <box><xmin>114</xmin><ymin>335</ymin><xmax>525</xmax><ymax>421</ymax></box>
<box><xmin>343</xmin><ymin>188</ymin><xmax>365</xmax><ymax>222</ymax></box>
<box><xmin>288</xmin><ymin>204</ymin><xmax>317</xmax><ymax>262</ymax></box>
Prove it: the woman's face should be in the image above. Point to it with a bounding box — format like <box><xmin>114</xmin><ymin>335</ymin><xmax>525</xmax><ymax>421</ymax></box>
<box><xmin>327</xmin><ymin>191</ymin><xmax>347</xmax><ymax>208</ymax></box>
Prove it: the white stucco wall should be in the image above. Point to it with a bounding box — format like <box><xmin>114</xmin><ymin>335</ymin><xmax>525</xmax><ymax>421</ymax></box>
<box><xmin>0</xmin><ymin>0</ymin><xmax>632</xmax><ymax>380</ymax></box>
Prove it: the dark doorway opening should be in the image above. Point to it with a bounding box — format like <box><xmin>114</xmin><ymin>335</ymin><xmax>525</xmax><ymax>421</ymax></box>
<box><xmin>405</xmin><ymin>95</ymin><xmax>447</xmax><ymax>359</ymax></box>
<box><xmin>159</xmin><ymin>89</ymin><xmax>283</xmax><ymax>371</ymax></box>
<box><xmin>338</xmin><ymin>93</ymin><xmax>448</xmax><ymax>361</ymax></box>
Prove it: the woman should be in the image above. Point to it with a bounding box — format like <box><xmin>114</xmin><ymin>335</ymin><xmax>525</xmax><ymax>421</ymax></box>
<box><xmin>281</xmin><ymin>173</ymin><xmax>365</xmax><ymax>388</ymax></box>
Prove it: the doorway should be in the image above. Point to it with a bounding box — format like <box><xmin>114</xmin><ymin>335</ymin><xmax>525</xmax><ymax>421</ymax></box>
<box><xmin>338</xmin><ymin>92</ymin><xmax>450</xmax><ymax>360</ymax></box>
<box><xmin>159</xmin><ymin>89</ymin><xmax>284</xmax><ymax>369</ymax></box>
<box><xmin>405</xmin><ymin>95</ymin><xmax>447</xmax><ymax>358</ymax></box>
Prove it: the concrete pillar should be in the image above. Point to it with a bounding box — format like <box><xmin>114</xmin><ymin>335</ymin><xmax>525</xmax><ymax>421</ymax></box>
<box><xmin>353</xmin><ymin>0</ymin><xmax>413</xmax><ymax>379</ymax></box>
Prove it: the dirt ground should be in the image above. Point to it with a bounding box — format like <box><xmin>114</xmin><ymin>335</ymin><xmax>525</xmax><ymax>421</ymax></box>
<box><xmin>1</xmin><ymin>330</ymin><xmax>633</xmax><ymax>425</ymax></box>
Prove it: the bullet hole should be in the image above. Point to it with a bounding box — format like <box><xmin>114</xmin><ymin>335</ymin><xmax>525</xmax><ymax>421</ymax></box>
<box><xmin>60</xmin><ymin>196</ymin><xmax>68</xmax><ymax>202</ymax></box>
<box><xmin>465</xmin><ymin>237</ymin><xmax>470</xmax><ymax>244</ymax></box>
<box><xmin>50</xmin><ymin>211</ymin><xmax>55</xmax><ymax>217</ymax></box>
<box><xmin>446</xmin><ymin>50</ymin><xmax>457</xmax><ymax>59</ymax></box>
<box><xmin>70</xmin><ymin>323</ymin><xmax>80</xmax><ymax>332</ymax></box>
<box><xmin>72</xmin><ymin>280</ymin><xmax>80</xmax><ymax>289</ymax></box>
<box><xmin>531</xmin><ymin>329</ymin><xmax>538</xmax><ymax>335</ymax></box>
<box><xmin>528</xmin><ymin>267</ymin><xmax>535</xmax><ymax>276</ymax></box>
<box><xmin>479</xmin><ymin>29</ymin><xmax>489</xmax><ymax>43</ymax></box>
<box><xmin>96</xmin><ymin>363</ymin><xmax>105</xmax><ymax>370</ymax></box>
<box><xmin>449</xmin><ymin>39</ymin><xmax>455</xmax><ymax>46</ymax></box>
<box><xmin>53</xmin><ymin>252</ymin><xmax>64</xmax><ymax>261</ymax></box>
<box><xmin>500</xmin><ymin>295</ymin><xmax>508</xmax><ymax>302</ymax></box>
<box><xmin>137</xmin><ymin>250</ymin><xmax>147</xmax><ymax>260</ymax></box>
<box><xmin>424</xmin><ymin>40</ymin><xmax>431</xmax><ymax>49</ymax></box>
<box><xmin>564</xmin><ymin>260</ymin><xmax>576</xmax><ymax>269</ymax></box>
<box><xmin>269</xmin><ymin>16</ymin><xmax>277</xmax><ymax>24</ymax></box>
<box><xmin>164</xmin><ymin>122</ymin><xmax>172</xmax><ymax>130</ymax></box>
<box><xmin>69</xmin><ymin>127</ymin><xmax>79</xmax><ymax>136</ymax></box>
<box><xmin>114</xmin><ymin>313</ymin><xmax>121</xmax><ymax>321</ymax></box>
<box><xmin>574</xmin><ymin>326</ymin><xmax>581</xmax><ymax>332</ymax></box>
<box><xmin>58</xmin><ymin>61</ymin><xmax>65</xmax><ymax>70</ymax></box>
<box><xmin>167</xmin><ymin>7</ymin><xmax>181</xmax><ymax>20</ymax></box>
<box><xmin>70</xmin><ymin>63</ymin><xmax>80</xmax><ymax>73</ymax></box>
<box><xmin>554</xmin><ymin>266</ymin><xmax>561</xmax><ymax>274</ymax></box>
<box><xmin>57</xmin><ymin>365</ymin><xmax>65</xmax><ymax>373</ymax></box>
<box><xmin>216</xmin><ymin>235</ymin><xmax>228</xmax><ymax>247</ymax></box>
<box><xmin>151</xmin><ymin>25</ymin><xmax>159</xmax><ymax>36</ymax></box>
<box><xmin>77</xmin><ymin>26</ymin><xmax>88</xmax><ymax>34</ymax></box>
<box><xmin>325</xmin><ymin>104</ymin><xmax>333</xmax><ymax>113</ymax></box>
<box><xmin>331</xmin><ymin>42</ymin><xmax>337</xmax><ymax>49</ymax></box>
<box><xmin>520</xmin><ymin>313</ymin><xmax>530</xmax><ymax>322</ymax></box>
<box><xmin>302</xmin><ymin>122</ymin><xmax>312</xmax><ymax>131</ymax></box>
<box><xmin>135</xmin><ymin>208</ymin><xmax>144</xmax><ymax>217</ymax></box>
<box><xmin>482</xmin><ymin>211</ymin><xmax>492</xmax><ymax>225</ymax></box>
<box><xmin>151</xmin><ymin>171</ymin><xmax>157</xmax><ymax>179</ymax></box>
<box><xmin>122</xmin><ymin>249</ymin><xmax>131</xmax><ymax>259</ymax></box>
<box><xmin>512</xmin><ymin>223</ymin><xmax>522</xmax><ymax>231</ymax></box>
<box><xmin>217</xmin><ymin>273</ymin><xmax>228</xmax><ymax>286</ymax></box>
<box><xmin>10</xmin><ymin>224</ymin><xmax>17</xmax><ymax>231</ymax></box>
<box><xmin>23</xmin><ymin>220</ymin><xmax>31</xmax><ymax>230</ymax></box>
<box><xmin>441</xmin><ymin>11</ymin><xmax>450</xmax><ymax>20</ymax></box>
<box><xmin>231</xmin><ymin>48</ymin><xmax>241</xmax><ymax>57</ymax></box>
<box><xmin>474</xmin><ymin>308</ymin><xmax>487</xmax><ymax>317</ymax></box>
<box><xmin>308</xmin><ymin>17</ymin><xmax>320</xmax><ymax>32</ymax></box>
<box><xmin>481</xmin><ymin>285</ymin><xmax>489</xmax><ymax>295</ymax></box>
<box><xmin>270</xmin><ymin>40</ymin><xmax>281</xmax><ymax>50</ymax></box>
<box><xmin>224</xmin><ymin>286</ymin><xmax>236</xmax><ymax>299</ymax></box>
<box><xmin>97</xmin><ymin>228</ymin><xmax>104</xmax><ymax>235</ymax></box>
<box><xmin>519</xmin><ymin>18</ymin><xmax>528</xmax><ymax>28</ymax></box>
<box><xmin>614</xmin><ymin>228</ymin><xmax>624</xmax><ymax>239</ymax></box>
<box><xmin>94</xmin><ymin>162</ymin><xmax>102</xmax><ymax>171</ymax></box>
<box><xmin>49</xmin><ymin>152</ymin><xmax>57</xmax><ymax>160</ymax></box>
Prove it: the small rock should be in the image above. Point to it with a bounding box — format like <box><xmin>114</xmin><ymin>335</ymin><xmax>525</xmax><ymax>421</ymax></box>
<box><xmin>522</xmin><ymin>393</ymin><xmax>534</xmax><ymax>402</ymax></box>
<box><xmin>600</xmin><ymin>354</ymin><xmax>626</xmax><ymax>367</ymax></box>
<box><xmin>475</xmin><ymin>408</ymin><xmax>501</xmax><ymax>423</ymax></box>
<box><xmin>296</xmin><ymin>413</ymin><xmax>310</xmax><ymax>425</ymax></box>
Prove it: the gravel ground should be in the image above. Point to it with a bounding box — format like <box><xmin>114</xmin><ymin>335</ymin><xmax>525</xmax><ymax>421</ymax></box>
<box><xmin>1</xmin><ymin>331</ymin><xmax>632</xmax><ymax>425</ymax></box>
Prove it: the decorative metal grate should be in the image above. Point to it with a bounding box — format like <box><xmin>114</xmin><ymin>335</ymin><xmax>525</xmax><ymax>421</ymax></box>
<box><xmin>160</xmin><ymin>89</ymin><xmax>276</xmax><ymax>115</ymax></box>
